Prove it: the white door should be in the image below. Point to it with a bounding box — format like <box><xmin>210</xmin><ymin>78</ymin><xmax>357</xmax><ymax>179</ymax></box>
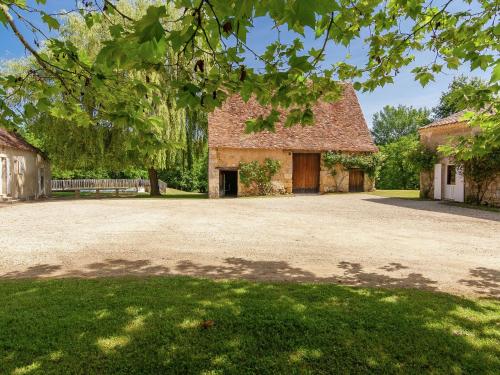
<box><xmin>444</xmin><ymin>164</ymin><xmax>464</xmax><ymax>202</ymax></box>
<box><xmin>0</xmin><ymin>157</ymin><xmax>4</xmax><ymax>195</ymax></box>
<box><xmin>444</xmin><ymin>164</ymin><xmax>454</xmax><ymax>200</ymax></box>
<box><xmin>0</xmin><ymin>157</ymin><xmax>11</xmax><ymax>196</ymax></box>
<box><xmin>433</xmin><ymin>164</ymin><xmax>442</xmax><ymax>200</ymax></box>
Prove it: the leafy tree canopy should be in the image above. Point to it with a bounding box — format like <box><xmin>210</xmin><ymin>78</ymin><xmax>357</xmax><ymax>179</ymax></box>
<box><xmin>0</xmin><ymin>0</ymin><xmax>498</xmax><ymax>134</ymax></box>
<box><xmin>376</xmin><ymin>134</ymin><xmax>437</xmax><ymax>190</ymax></box>
<box><xmin>371</xmin><ymin>105</ymin><xmax>431</xmax><ymax>145</ymax></box>
<box><xmin>433</xmin><ymin>75</ymin><xmax>489</xmax><ymax>119</ymax></box>
<box><xmin>377</xmin><ymin>135</ymin><xmax>420</xmax><ymax>190</ymax></box>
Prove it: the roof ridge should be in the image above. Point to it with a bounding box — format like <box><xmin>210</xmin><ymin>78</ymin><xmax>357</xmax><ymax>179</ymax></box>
<box><xmin>0</xmin><ymin>127</ymin><xmax>46</xmax><ymax>157</ymax></box>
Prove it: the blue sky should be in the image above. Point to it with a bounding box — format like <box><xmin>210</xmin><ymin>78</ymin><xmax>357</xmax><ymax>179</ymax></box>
<box><xmin>0</xmin><ymin>1</ymin><xmax>490</xmax><ymax>127</ymax></box>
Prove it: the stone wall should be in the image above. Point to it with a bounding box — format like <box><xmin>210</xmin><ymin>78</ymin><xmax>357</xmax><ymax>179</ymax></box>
<box><xmin>420</xmin><ymin>170</ymin><xmax>434</xmax><ymax>199</ymax></box>
<box><xmin>419</xmin><ymin>121</ymin><xmax>477</xmax><ymax>149</ymax></box>
<box><xmin>208</xmin><ymin>148</ymin><xmax>292</xmax><ymax>198</ymax></box>
<box><xmin>465</xmin><ymin>175</ymin><xmax>500</xmax><ymax>206</ymax></box>
<box><xmin>320</xmin><ymin>163</ymin><xmax>348</xmax><ymax>193</ymax></box>
<box><xmin>209</xmin><ymin>148</ymin><xmax>375</xmax><ymax>198</ymax></box>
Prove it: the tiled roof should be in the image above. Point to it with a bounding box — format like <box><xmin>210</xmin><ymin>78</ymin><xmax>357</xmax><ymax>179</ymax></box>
<box><xmin>419</xmin><ymin>110</ymin><xmax>468</xmax><ymax>130</ymax></box>
<box><xmin>0</xmin><ymin>127</ymin><xmax>43</xmax><ymax>155</ymax></box>
<box><xmin>208</xmin><ymin>84</ymin><xmax>378</xmax><ymax>152</ymax></box>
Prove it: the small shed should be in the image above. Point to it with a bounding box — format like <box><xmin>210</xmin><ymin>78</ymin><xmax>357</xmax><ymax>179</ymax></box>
<box><xmin>0</xmin><ymin>128</ymin><xmax>51</xmax><ymax>201</ymax></box>
<box><xmin>207</xmin><ymin>84</ymin><xmax>378</xmax><ymax>198</ymax></box>
<box><xmin>418</xmin><ymin>111</ymin><xmax>499</xmax><ymax>206</ymax></box>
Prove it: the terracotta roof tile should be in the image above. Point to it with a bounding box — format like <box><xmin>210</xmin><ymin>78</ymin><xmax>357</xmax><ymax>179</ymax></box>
<box><xmin>209</xmin><ymin>84</ymin><xmax>378</xmax><ymax>152</ymax></box>
<box><xmin>0</xmin><ymin>127</ymin><xmax>43</xmax><ymax>155</ymax></box>
<box><xmin>420</xmin><ymin>110</ymin><xmax>468</xmax><ymax>130</ymax></box>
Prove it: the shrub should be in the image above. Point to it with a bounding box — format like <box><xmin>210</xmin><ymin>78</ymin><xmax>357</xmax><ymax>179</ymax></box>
<box><xmin>239</xmin><ymin>158</ymin><xmax>282</xmax><ymax>195</ymax></box>
<box><xmin>159</xmin><ymin>167</ymin><xmax>206</xmax><ymax>193</ymax></box>
<box><xmin>158</xmin><ymin>152</ymin><xmax>208</xmax><ymax>193</ymax></box>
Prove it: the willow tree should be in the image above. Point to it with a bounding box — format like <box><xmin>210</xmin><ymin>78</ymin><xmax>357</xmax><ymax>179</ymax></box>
<box><xmin>1</xmin><ymin>0</ymin><xmax>191</xmax><ymax>195</ymax></box>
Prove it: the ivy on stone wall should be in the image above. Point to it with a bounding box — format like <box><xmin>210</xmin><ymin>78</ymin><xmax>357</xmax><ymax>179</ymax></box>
<box><xmin>323</xmin><ymin>152</ymin><xmax>381</xmax><ymax>178</ymax></box>
<box><xmin>239</xmin><ymin>159</ymin><xmax>282</xmax><ymax>196</ymax></box>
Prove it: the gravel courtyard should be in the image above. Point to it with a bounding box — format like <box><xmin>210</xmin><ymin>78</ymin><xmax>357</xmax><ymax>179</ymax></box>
<box><xmin>1</xmin><ymin>194</ymin><xmax>499</xmax><ymax>297</ymax></box>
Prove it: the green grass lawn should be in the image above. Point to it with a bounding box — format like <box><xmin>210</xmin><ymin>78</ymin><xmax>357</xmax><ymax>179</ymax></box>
<box><xmin>370</xmin><ymin>189</ymin><xmax>421</xmax><ymax>199</ymax></box>
<box><xmin>52</xmin><ymin>188</ymin><xmax>207</xmax><ymax>200</ymax></box>
<box><xmin>1</xmin><ymin>278</ymin><xmax>498</xmax><ymax>374</ymax></box>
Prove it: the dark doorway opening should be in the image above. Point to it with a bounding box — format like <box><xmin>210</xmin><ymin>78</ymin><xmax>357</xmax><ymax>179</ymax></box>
<box><xmin>219</xmin><ymin>170</ymin><xmax>238</xmax><ymax>197</ymax></box>
<box><xmin>349</xmin><ymin>169</ymin><xmax>364</xmax><ymax>192</ymax></box>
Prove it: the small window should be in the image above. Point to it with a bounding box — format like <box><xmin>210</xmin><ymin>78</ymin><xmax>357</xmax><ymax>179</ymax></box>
<box><xmin>447</xmin><ymin>165</ymin><xmax>456</xmax><ymax>185</ymax></box>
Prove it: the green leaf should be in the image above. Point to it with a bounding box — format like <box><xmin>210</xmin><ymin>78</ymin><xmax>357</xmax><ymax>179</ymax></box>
<box><xmin>415</xmin><ymin>72</ymin><xmax>434</xmax><ymax>87</ymax></box>
<box><xmin>41</xmin><ymin>13</ymin><xmax>60</xmax><ymax>30</ymax></box>
<box><xmin>490</xmin><ymin>61</ymin><xmax>500</xmax><ymax>83</ymax></box>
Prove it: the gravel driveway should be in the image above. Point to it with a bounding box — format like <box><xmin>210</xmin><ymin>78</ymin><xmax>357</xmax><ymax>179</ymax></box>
<box><xmin>1</xmin><ymin>194</ymin><xmax>499</xmax><ymax>297</ymax></box>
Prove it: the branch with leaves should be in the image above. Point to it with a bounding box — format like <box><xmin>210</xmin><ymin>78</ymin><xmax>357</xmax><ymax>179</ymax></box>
<box><xmin>0</xmin><ymin>0</ymin><xmax>498</xmax><ymax>134</ymax></box>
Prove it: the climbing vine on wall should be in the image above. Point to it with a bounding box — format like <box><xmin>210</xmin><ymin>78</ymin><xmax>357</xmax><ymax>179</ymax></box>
<box><xmin>323</xmin><ymin>152</ymin><xmax>381</xmax><ymax>178</ymax></box>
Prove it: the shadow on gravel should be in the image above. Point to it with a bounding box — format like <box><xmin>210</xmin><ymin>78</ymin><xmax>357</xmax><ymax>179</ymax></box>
<box><xmin>3</xmin><ymin>258</ymin><xmax>498</xmax><ymax>298</ymax></box>
<box><xmin>364</xmin><ymin>197</ymin><xmax>500</xmax><ymax>222</ymax></box>
<box><xmin>459</xmin><ymin>267</ymin><xmax>500</xmax><ymax>298</ymax></box>
<box><xmin>0</xmin><ymin>258</ymin><xmax>440</xmax><ymax>292</ymax></box>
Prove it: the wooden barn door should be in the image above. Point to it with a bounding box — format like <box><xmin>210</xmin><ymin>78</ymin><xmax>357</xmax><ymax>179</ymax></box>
<box><xmin>293</xmin><ymin>153</ymin><xmax>320</xmax><ymax>193</ymax></box>
<box><xmin>349</xmin><ymin>169</ymin><xmax>364</xmax><ymax>192</ymax></box>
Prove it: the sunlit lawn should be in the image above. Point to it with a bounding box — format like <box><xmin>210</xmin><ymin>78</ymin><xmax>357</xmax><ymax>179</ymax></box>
<box><xmin>1</xmin><ymin>277</ymin><xmax>498</xmax><ymax>374</ymax></box>
<box><xmin>370</xmin><ymin>189</ymin><xmax>421</xmax><ymax>199</ymax></box>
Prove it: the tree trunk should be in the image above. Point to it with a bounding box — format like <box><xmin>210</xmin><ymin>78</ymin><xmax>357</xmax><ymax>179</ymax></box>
<box><xmin>148</xmin><ymin>167</ymin><xmax>161</xmax><ymax>196</ymax></box>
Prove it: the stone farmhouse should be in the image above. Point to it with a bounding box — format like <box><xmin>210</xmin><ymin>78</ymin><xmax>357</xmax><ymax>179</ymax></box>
<box><xmin>0</xmin><ymin>127</ymin><xmax>51</xmax><ymax>202</ymax></box>
<box><xmin>208</xmin><ymin>84</ymin><xmax>378</xmax><ymax>198</ymax></box>
<box><xmin>419</xmin><ymin>111</ymin><xmax>499</xmax><ymax>206</ymax></box>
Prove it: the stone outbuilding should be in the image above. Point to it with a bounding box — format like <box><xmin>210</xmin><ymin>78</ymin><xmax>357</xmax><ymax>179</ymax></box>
<box><xmin>208</xmin><ymin>84</ymin><xmax>378</xmax><ymax>198</ymax></box>
<box><xmin>418</xmin><ymin>111</ymin><xmax>499</xmax><ymax>206</ymax></box>
<box><xmin>0</xmin><ymin>127</ymin><xmax>51</xmax><ymax>201</ymax></box>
